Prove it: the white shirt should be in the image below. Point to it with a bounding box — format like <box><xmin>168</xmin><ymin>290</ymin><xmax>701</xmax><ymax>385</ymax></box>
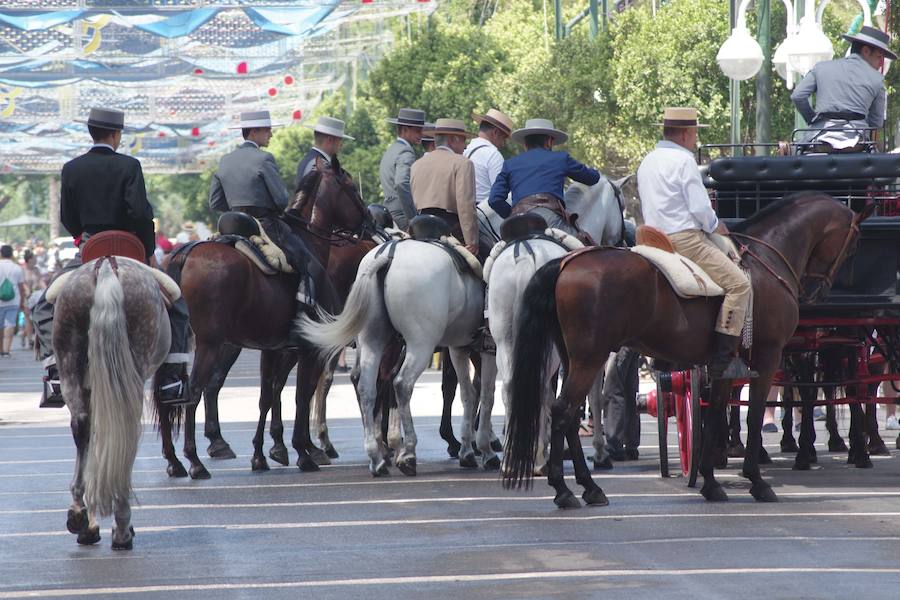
<box><xmin>464</xmin><ymin>137</ymin><xmax>504</xmax><ymax>203</ymax></box>
<box><xmin>396</xmin><ymin>137</ymin><xmax>413</xmax><ymax>150</ymax></box>
<box><xmin>90</xmin><ymin>143</ymin><xmax>116</xmax><ymax>152</ymax></box>
<box><xmin>0</xmin><ymin>259</ymin><xmax>24</xmax><ymax>308</ymax></box>
<box><xmin>311</xmin><ymin>146</ymin><xmax>331</xmax><ymax>163</ymax></box>
<box><xmin>636</xmin><ymin>140</ymin><xmax>718</xmax><ymax>235</ymax></box>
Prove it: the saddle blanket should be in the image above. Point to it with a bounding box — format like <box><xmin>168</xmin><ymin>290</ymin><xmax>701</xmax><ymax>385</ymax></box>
<box><xmin>630</xmin><ymin>245</ymin><xmax>724</xmax><ymax>298</ymax></box>
<box><xmin>45</xmin><ymin>257</ymin><xmax>181</xmax><ymax>305</ymax></box>
<box><xmin>483</xmin><ymin>228</ymin><xmax>583</xmax><ymax>283</ymax></box>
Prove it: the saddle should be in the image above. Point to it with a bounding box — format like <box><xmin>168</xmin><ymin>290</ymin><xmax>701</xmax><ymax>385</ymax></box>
<box><xmin>215</xmin><ymin>211</ymin><xmax>294</xmax><ymax>275</ymax></box>
<box><xmin>483</xmin><ymin>225</ymin><xmax>583</xmax><ymax>283</ymax></box>
<box><xmin>409</xmin><ymin>214</ymin><xmax>450</xmax><ymax>241</ymax></box>
<box><xmin>500</xmin><ymin>213</ymin><xmax>547</xmax><ymax>242</ymax></box>
<box><xmin>377</xmin><ymin>224</ymin><xmax>482</xmax><ymax>280</ymax></box>
<box><xmin>82</xmin><ymin>230</ymin><xmax>147</xmax><ymax>264</ymax></box>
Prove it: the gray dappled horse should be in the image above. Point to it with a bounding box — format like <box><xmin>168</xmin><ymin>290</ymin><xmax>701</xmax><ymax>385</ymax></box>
<box><xmin>54</xmin><ymin>257</ymin><xmax>170</xmax><ymax>550</ymax></box>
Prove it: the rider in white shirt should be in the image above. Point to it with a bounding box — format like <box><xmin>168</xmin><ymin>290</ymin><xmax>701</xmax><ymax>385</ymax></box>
<box><xmin>464</xmin><ymin>109</ymin><xmax>514</xmax><ymax>202</ymax></box>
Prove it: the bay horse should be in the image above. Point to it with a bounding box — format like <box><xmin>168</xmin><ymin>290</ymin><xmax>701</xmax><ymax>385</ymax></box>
<box><xmin>155</xmin><ymin>162</ymin><xmax>373</xmax><ymax>478</ymax></box>
<box><xmin>55</xmin><ymin>257</ymin><xmax>170</xmax><ymax>550</ymax></box>
<box><xmin>503</xmin><ymin>193</ymin><xmax>873</xmax><ymax>508</ymax></box>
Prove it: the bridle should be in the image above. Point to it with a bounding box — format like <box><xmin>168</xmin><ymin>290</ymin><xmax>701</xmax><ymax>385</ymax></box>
<box><xmin>288</xmin><ymin>168</ymin><xmax>375</xmax><ymax>245</ymax></box>
<box><xmin>727</xmin><ymin>217</ymin><xmax>861</xmax><ymax>304</ymax></box>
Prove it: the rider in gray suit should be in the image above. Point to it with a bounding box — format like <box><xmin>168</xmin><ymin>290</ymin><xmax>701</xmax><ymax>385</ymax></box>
<box><xmin>379</xmin><ymin>108</ymin><xmax>426</xmax><ymax>229</ymax></box>
<box><xmin>209</xmin><ymin>110</ymin><xmax>316</xmax><ymax>343</ymax></box>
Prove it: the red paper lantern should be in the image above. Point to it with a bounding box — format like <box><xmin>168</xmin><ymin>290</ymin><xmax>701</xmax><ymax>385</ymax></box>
<box><xmin>292</xmin><ymin>109</ymin><xmax>302</xmax><ymax>120</ymax></box>
<box><xmin>191</xmin><ymin>127</ymin><xmax>200</xmax><ymax>137</ymax></box>
<box><xmin>158</xmin><ymin>132</ymin><xmax>166</xmax><ymax>137</ymax></box>
<box><xmin>193</xmin><ymin>68</ymin><xmax>204</xmax><ymax>75</ymax></box>
<box><xmin>284</xmin><ymin>75</ymin><xmax>294</xmax><ymax>85</ymax></box>
<box><xmin>268</xmin><ymin>87</ymin><xmax>278</xmax><ymax>97</ymax></box>
<box><xmin>208</xmin><ymin>141</ymin><xmax>216</xmax><ymax>147</ymax></box>
<box><xmin>362</xmin><ymin>0</ymin><xmax>373</xmax><ymax>3</ymax></box>
<box><xmin>236</xmin><ymin>61</ymin><xmax>248</xmax><ymax>74</ymax></box>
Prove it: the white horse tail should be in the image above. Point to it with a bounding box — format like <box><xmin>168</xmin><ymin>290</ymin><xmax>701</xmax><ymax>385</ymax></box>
<box><xmin>84</xmin><ymin>260</ymin><xmax>144</xmax><ymax>518</ymax></box>
<box><xmin>300</xmin><ymin>253</ymin><xmax>392</xmax><ymax>358</ymax></box>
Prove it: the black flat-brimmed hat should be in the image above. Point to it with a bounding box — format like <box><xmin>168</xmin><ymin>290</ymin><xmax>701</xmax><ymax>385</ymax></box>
<box><xmin>81</xmin><ymin>107</ymin><xmax>126</xmax><ymax>131</ymax></box>
<box><xmin>842</xmin><ymin>25</ymin><xmax>897</xmax><ymax>60</ymax></box>
<box><xmin>386</xmin><ymin>108</ymin><xmax>426</xmax><ymax>128</ymax></box>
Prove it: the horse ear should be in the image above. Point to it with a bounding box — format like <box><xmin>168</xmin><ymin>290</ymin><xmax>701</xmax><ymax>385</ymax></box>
<box><xmin>855</xmin><ymin>202</ymin><xmax>877</xmax><ymax>223</ymax></box>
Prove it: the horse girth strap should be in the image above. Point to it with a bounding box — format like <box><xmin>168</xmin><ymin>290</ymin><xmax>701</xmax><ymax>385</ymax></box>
<box><xmin>726</xmin><ymin>232</ymin><xmax>801</xmax><ymax>300</ymax></box>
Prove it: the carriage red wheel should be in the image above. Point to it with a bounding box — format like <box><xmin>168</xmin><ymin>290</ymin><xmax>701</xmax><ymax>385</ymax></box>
<box><xmin>675</xmin><ymin>368</ymin><xmax>702</xmax><ymax>485</ymax></box>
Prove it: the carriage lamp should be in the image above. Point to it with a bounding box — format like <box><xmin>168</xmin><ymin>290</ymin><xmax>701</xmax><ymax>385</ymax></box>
<box><xmin>772</xmin><ymin>28</ymin><xmax>800</xmax><ymax>89</ymax></box>
<box><xmin>717</xmin><ymin>23</ymin><xmax>765</xmax><ymax>80</ymax></box>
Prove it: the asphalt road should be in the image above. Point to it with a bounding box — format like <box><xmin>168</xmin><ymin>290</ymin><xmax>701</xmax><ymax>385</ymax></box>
<box><xmin>3</xmin><ymin>345</ymin><xmax>900</xmax><ymax>599</ymax></box>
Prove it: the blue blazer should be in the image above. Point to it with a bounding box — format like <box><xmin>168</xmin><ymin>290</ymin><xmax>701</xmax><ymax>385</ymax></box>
<box><xmin>488</xmin><ymin>148</ymin><xmax>600</xmax><ymax>218</ymax></box>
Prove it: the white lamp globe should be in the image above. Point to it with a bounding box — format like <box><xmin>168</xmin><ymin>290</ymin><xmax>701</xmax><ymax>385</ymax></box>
<box><xmin>717</xmin><ymin>24</ymin><xmax>765</xmax><ymax>80</ymax></box>
<box><xmin>773</xmin><ymin>33</ymin><xmax>798</xmax><ymax>89</ymax></box>
<box><xmin>787</xmin><ymin>16</ymin><xmax>834</xmax><ymax>75</ymax></box>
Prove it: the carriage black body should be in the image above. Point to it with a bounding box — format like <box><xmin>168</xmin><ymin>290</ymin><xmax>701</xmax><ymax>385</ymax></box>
<box><xmin>655</xmin><ymin>150</ymin><xmax>900</xmax><ymax>481</ymax></box>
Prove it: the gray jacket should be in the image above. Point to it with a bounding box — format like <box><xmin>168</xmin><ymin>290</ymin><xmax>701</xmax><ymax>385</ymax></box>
<box><xmin>791</xmin><ymin>54</ymin><xmax>886</xmax><ymax>133</ymax></box>
<box><xmin>209</xmin><ymin>141</ymin><xmax>289</xmax><ymax>214</ymax></box>
<box><xmin>379</xmin><ymin>138</ymin><xmax>417</xmax><ymax>228</ymax></box>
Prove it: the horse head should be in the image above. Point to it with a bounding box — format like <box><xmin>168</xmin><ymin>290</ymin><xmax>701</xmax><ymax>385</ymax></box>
<box><xmin>563</xmin><ymin>176</ymin><xmax>625</xmax><ymax>246</ymax></box>
<box><xmin>289</xmin><ymin>158</ymin><xmax>375</xmax><ymax>240</ymax></box>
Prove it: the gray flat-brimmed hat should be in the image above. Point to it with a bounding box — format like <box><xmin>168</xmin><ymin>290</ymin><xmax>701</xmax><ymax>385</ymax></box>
<box><xmin>229</xmin><ymin>110</ymin><xmax>282</xmax><ymax>129</ymax></box>
<box><xmin>81</xmin><ymin>107</ymin><xmax>126</xmax><ymax>131</ymax></box>
<box><xmin>510</xmin><ymin>118</ymin><xmax>568</xmax><ymax>146</ymax></box>
<box><xmin>304</xmin><ymin>115</ymin><xmax>354</xmax><ymax>140</ymax></box>
<box><xmin>386</xmin><ymin>108</ymin><xmax>426</xmax><ymax>128</ymax></box>
<box><xmin>843</xmin><ymin>25</ymin><xmax>897</xmax><ymax>60</ymax></box>
<box><xmin>421</xmin><ymin>122</ymin><xmax>435</xmax><ymax>143</ymax></box>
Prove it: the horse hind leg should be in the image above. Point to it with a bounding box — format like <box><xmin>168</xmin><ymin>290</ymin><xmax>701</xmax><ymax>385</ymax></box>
<box><xmin>312</xmin><ymin>354</ymin><xmax>340</xmax><ymax>459</ymax></box>
<box><xmin>110</xmin><ymin>497</ymin><xmax>134</xmax><ymax>551</ymax></box>
<box><xmin>392</xmin><ymin>342</ymin><xmax>437</xmax><ymax>476</ymax></box>
<box><xmin>204</xmin><ymin>345</ymin><xmax>241</xmax><ymax>460</ymax></box>
<box><xmin>182</xmin><ymin>342</ymin><xmax>221</xmax><ymax>480</ymax></box>
<box><xmin>439</xmin><ymin>348</ymin><xmax>462</xmax><ymax>458</ymax></box>
<box><xmin>66</xmin><ymin>381</ymin><xmax>100</xmax><ymax>545</ymax></box>
<box><xmin>475</xmin><ymin>352</ymin><xmax>500</xmax><ymax>470</ymax></box>
<box><xmin>268</xmin><ymin>351</ymin><xmax>296</xmax><ymax>467</ymax></box>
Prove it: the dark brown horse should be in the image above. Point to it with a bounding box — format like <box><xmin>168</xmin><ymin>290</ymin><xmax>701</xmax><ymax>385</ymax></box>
<box><xmin>154</xmin><ymin>164</ymin><xmax>373</xmax><ymax>478</ymax></box>
<box><xmin>503</xmin><ymin>193</ymin><xmax>873</xmax><ymax>507</ymax></box>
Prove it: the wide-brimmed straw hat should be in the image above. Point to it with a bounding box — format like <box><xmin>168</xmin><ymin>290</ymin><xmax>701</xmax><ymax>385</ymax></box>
<box><xmin>842</xmin><ymin>25</ymin><xmax>897</xmax><ymax>60</ymax></box>
<box><xmin>229</xmin><ymin>110</ymin><xmax>282</xmax><ymax>129</ymax></box>
<box><xmin>80</xmin><ymin>107</ymin><xmax>127</xmax><ymax>131</ymax></box>
<box><xmin>431</xmin><ymin>118</ymin><xmax>475</xmax><ymax>138</ymax></box>
<box><xmin>386</xmin><ymin>108</ymin><xmax>426</xmax><ymax>128</ymax></box>
<box><xmin>304</xmin><ymin>115</ymin><xmax>354</xmax><ymax>140</ymax></box>
<box><xmin>510</xmin><ymin>118</ymin><xmax>568</xmax><ymax>146</ymax></box>
<box><xmin>472</xmin><ymin>108</ymin><xmax>514</xmax><ymax>137</ymax></box>
<box><xmin>657</xmin><ymin>107</ymin><xmax>709</xmax><ymax>128</ymax></box>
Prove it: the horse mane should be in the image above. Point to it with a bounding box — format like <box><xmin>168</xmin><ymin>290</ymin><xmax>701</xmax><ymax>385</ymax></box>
<box><xmin>730</xmin><ymin>191</ymin><xmax>825</xmax><ymax>233</ymax></box>
<box><xmin>291</xmin><ymin>170</ymin><xmax>322</xmax><ymax>213</ymax></box>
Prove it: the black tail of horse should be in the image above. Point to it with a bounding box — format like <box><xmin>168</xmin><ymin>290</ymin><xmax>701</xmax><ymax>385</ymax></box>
<box><xmin>502</xmin><ymin>257</ymin><xmax>563</xmax><ymax>490</ymax></box>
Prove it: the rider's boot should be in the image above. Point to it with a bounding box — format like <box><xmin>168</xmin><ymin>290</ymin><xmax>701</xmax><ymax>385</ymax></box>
<box><xmin>40</xmin><ymin>359</ymin><xmax>65</xmax><ymax>408</ymax></box>
<box><xmin>288</xmin><ymin>274</ymin><xmax>316</xmax><ymax>348</ymax></box>
<box><xmin>708</xmin><ymin>332</ymin><xmax>758</xmax><ymax>380</ymax></box>
<box><xmin>157</xmin><ymin>363</ymin><xmax>189</xmax><ymax>406</ymax></box>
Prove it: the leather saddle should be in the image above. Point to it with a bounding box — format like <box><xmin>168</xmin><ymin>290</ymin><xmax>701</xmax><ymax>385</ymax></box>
<box><xmin>379</xmin><ymin>215</ymin><xmax>480</xmax><ymax>278</ymax></box>
<box><xmin>500</xmin><ymin>213</ymin><xmax>548</xmax><ymax>243</ymax></box>
<box><xmin>82</xmin><ymin>230</ymin><xmax>147</xmax><ymax>264</ymax></box>
<box><xmin>409</xmin><ymin>214</ymin><xmax>450</xmax><ymax>241</ymax></box>
<box><xmin>215</xmin><ymin>212</ymin><xmax>293</xmax><ymax>275</ymax></box>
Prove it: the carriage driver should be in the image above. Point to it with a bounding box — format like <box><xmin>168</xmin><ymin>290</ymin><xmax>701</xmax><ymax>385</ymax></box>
<box><xmin>32</xmin><ymin>107</ymin><xmax>191</xmax><ymax>408</ymax></box>
<box><xmin>637</xmin><ymin>107</ymin><xmax>756</xmax><ymax>380</ymax></box>
<box><xmin>791</xmin><ymin>25</ymin><xmax>895</xmax><ymax>149</ymax></box>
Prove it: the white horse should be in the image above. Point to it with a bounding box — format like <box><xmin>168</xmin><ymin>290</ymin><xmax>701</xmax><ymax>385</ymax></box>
<box><xmin>300</xmin><ymin>238</ymin><xmax>495</xmax><ymax>475</ymax></box>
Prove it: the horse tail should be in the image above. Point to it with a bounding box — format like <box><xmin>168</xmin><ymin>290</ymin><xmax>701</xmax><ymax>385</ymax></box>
<box><xmin>84</xmin><ymin>260</ymin><xmax>144</xmax><ymax>518</ymax></box>
<box><xmin>299</xmin><ymin>253</ymin><xmax>391</xmax><ymax>358</ymax></box>
<box><xmin>502</xmin><ymin>257</ymin><xmax>563</xmax><ymax>490</ymax></box>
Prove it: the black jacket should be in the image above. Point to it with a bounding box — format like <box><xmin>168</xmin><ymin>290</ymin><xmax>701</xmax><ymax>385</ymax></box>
<box><xmin>60</xmin><ymin>146</ymin><xmax>155</xmax><ymax>258</ymax></box>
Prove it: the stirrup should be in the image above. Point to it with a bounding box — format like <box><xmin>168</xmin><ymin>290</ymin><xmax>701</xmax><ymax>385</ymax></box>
<box><xmin>40</xmin><ymin>373</ymin><xmax>65</xmax><ymax>408</ymax></box>
<box><xmin>710</xmin><ymin>356</ymin><xmax>758</xmax><ymax>380</ymax></box>
<box><xmin>157</xmin><ymin>368</ymin><xmax>190</xmax><ymax>406</ymax></box>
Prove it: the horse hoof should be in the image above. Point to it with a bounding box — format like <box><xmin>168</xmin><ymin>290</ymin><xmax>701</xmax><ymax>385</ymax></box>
<box><xmin>309</xmin><ymin>446</ymin><xmax>331</xmax><ymax>466</ymax></box>
<box><xmin>206</xmin><ymin>439</ymin><xmax>236</xmax><ymax>460</ymax></box>
<box><xmin>750</xmin><ymin>482</ymin><xmax>778</xmax><ymax>502</ymax></box>
<box><xmin>459</xmin><ymin>453</ymin><xmax>478</xmax><ymax>469</ymax></box>
<box><xmin>593</xmin><ymin>456</ymin><xmax>614</xmax><ymax>471</ymax></box>
<box><xmin>793</xmin><ymin>457</ymin><xmax>812</xmax><ymax>471</ymax></box>
<box><xmin>268</xmin><ymin>446</ymin><xmax>290</xmax><ymax>467</ymax></box>
<box><xmin>533</xmin><ymin>464</ymin><xmax>549</xmax><ymax>477</ymax></box>
<box><xmin>397</xmin><ymin>458</ymin><xmax>417</xmax><ymax>477</ymax></box>
<box><xmin>111</xmin><ymin>527</ymin><xmax>134</xmax><ymax>551</ymax></box>
<box><xmin>869</xmin><ymin>441</ymin><xmax>891</xmax><ymax>456</ymax></box>
<box><xmin>251</xmin><ymin>456</ymin><xmax>269</xmax><ymax>472</ymax></box>
<box><xmin>167</xmin><ymin>461</ymin><xmax>188</xmax><ymax>478</ymax></box>
<box><xmin>727</xmin><ymin>443</ymin><xmax>745</xmax><ymax>458</ymax></box>
<box><xmin>781</xmin><ymin>438</ymin><xmax>800</xmax><ymax>453</ymax></box>
<box><xmin>325</xmin><ymin>444</ymin><xmax>340</xmax><ymax>460</ymax></box>
<box><xmin>700</xmin><ymin>483</ymin><xmax>729</xmax><ymax>502</ymax></box>
<box><xmin>582</xmin><ymin>488</ymin><xmax>609</xmax><ymax>506</ymax></box>
<box><xmin>554</xmin><ymin>491</ymin><xmax>581</xmax><ymax>509</ymax></box>
<box><xmin>66</xmin><ymin>507</ymin><xmax>87</xmax><ymax>535</ymax></box>
<box><xmin>829</xmin><ymin>438</ymin><xmax>849</xmax><ymax>452</ymax></box>
<box><xmin>483</xmin><ymin>455</ymin><xmax>501</xmax><ymax>471</ymax></box>
<box><xmin>370</xmin><ymin>460</ymin><xmax>390</xmax><ymax>477</ymax></box>
<box><xmin>490</xmin><ymin>439</ymin><xmax>504</xmax><ymax>453</ymax></box>
<box><xmin>447</xmin><ymin>441</ymin><xmax>461</xmax><ymax>459</ymax></box>
<box><xmin>758</xmin><ymin>447</ymin><xmax>772</xmax><ymax>465</ymax></box>
<box><xmin>189</xmin><ymin>465</ymin><xmax>211</xmax><ymax>480</ymax></box>
<box><xmin>77</xmin><ymin>525</ymin><xmax>101</xmax><ymax>546</ymax></box>
<box><xmin>297</xmin><ymin>455</ymin><xmax>320</xmax><ymax>472</ymax></box>
<box><xmin>855</xmin><ymin>456</ymin><xmax>874</xmax><ymax>469</ymax></box>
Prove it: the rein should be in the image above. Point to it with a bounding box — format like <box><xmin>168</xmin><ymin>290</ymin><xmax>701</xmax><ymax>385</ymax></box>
<box><xmin>726</xmin><ymin>232</ymin><xmax>802</xmax><ymax>299</ymax></box>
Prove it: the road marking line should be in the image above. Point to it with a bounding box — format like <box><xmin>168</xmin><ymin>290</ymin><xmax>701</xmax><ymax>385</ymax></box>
<box><xmin>3</xmin><ymin>512</ymin><xmax>900</xmax><ymax>539</ymax></box>
<box><xmin>2</xmin><ymin>567</ymin><xmax>900</xmax><ymax>597</ymax></box>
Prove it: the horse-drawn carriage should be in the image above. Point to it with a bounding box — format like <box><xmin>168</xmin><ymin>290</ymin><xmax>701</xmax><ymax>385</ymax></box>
<box><xmin>653</xmin><ymin>144</ymin><xmax>900</xmax><ymax>484</ymax></box>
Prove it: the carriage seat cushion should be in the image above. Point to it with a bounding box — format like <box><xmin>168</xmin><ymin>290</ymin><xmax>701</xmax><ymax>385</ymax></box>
<box><xmin>707</xmin><ymin>154</ymin><xmax>900</xmax><ymax>186</ymax></box>
<box><xmin>630</xmin><ymin>245</ymin><xmax>724</xmax><ymax>298</ymax></box>
<box><xmin>46</xmin><ymin>257</ymin><xmax>181</xmax><ymax>305</ymax></box>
